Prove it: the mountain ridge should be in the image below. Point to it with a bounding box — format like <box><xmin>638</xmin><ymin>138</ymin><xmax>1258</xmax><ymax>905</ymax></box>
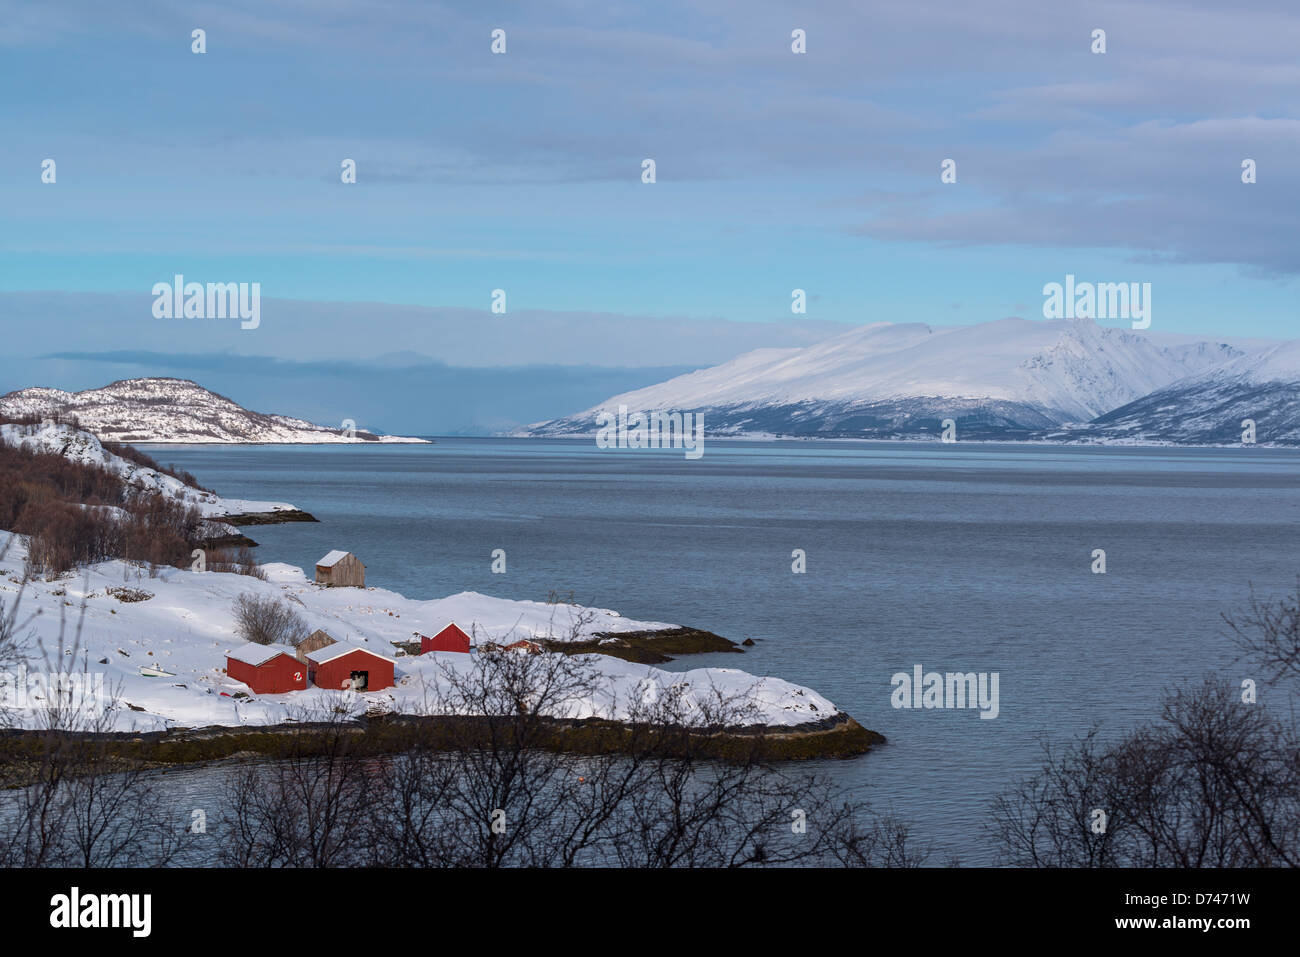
<box><xmin>526</xmin><ymin>317</ymin><xmax>1294</xmax><ymax>444</ymax></box>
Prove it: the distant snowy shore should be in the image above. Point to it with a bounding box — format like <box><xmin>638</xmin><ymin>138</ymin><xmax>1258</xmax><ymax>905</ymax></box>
<box><xmin>507</xmin><ymin>428</ymin><xmax>1273</xmax><ymax>450</ymax></box>
<box><xmin>0</xmin><ymin>377</ymin><xmax>429</xmax><ymax>444</ymax></box>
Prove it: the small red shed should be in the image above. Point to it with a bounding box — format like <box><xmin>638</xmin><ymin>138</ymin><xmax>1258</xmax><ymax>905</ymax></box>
<box><xmin>306</xmin><ymin>642</ymin><xmax>395</xmax><ymax>692</ymax></box>
<box><xmin>226</xmin><ymin>643</ymin><xmax>307</xmax><ymax>694</ymax></box>
<box><xmin>420</xmin><ymin>622</ymin><xmax>472</xmax><ymax>655</ymax></box>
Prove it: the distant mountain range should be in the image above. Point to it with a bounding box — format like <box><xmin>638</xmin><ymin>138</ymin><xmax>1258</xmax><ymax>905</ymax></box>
<box><xmin>0</xmin><ymin>378</ymin><xmax>428</xmax><ymax>444</ymax></box>
<box><xmin>527</xmin><ymin>317</ymin><xmax>1298</xmax><ymax>445</ymax></box>
<box><xmin>1052</xmin><ymin>339</ymin><xmax>1300</xmax><ymax>445</ymax></box>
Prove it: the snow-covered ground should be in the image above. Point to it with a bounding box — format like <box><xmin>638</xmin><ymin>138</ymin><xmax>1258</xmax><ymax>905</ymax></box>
<box><xmin>0</xmin><ymin>422</ymin><xmax>299</xmax><ymax>519</ymax></box>
<box><xmin>0</xmin><ymin>536</ymin><xmax>837</xmax><ymax>732</ymax></box>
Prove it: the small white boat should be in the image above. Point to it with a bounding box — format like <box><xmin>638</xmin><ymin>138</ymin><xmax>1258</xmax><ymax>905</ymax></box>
<box><xmin>138</xmin><ymin>665</ymin><xmax>176</xmax><ymax>678</ymax></box>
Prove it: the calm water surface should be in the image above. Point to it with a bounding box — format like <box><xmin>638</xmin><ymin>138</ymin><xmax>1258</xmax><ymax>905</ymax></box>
<box><xmin>140</xmin><ymin>438</ymin><xmax>1300</xmax><ymax>864</ymax></box>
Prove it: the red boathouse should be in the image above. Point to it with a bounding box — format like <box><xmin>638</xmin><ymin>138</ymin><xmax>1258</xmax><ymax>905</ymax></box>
<box><xmin>420</xmin><ymin>622</ymin><xmax>473</xmax><ymax>654</ymax></box>
<box><xmin>305</xmin><ymin>642</ymin><xmax>395</xmax><ymax>692</ymax></box>
<box><xmin>226</xmin><ymin>643</ymin><xmax>307</xmax><ymax>694</ymax></box>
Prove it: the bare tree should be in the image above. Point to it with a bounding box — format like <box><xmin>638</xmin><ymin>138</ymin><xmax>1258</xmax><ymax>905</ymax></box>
<box><xmin>0</xmin><ymin>542</ymin><xmax>182</xmax><ymax>866</ymax></box>
<box><xmin>232</xmin><ymin>592</ymin><xmax>307</xmax><ymax>646</ymax></box>
<box><xmin>218</xmin><ymin>709</ymin><xmax>374</xmax><ymax>868</ymax></box>
<box><xmin>1224</xmin><ymin>580</ymin><xmax>1300</xmax><ymax>687</ymax></box>
<box><xmin>989</xmin><ymin>678</ymin><xmax>1299</xmax><ymax>867</ymax></box>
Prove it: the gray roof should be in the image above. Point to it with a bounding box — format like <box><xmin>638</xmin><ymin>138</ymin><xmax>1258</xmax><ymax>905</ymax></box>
<box><xmin>305</xmin><ymin>641</ymin><xmax>393</xmax><ymax>665</ymax></box>
<box><xmin>227</xmin><ymin>642</ymin><xmax>298</xmax><ymax>666</ymax></box>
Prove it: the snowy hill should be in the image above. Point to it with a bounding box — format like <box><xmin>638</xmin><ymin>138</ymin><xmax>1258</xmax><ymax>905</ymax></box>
<box><xmin>0</xmin><ymin>378</ymin><xmax>428</xmax><ymax>444</ymax></box>
<box><xmin>1054</xmin><ymin>340</ymin><xmax>1300</xmax><ymax>446</ymax></box>
<box><xmin>528</xmin><ymin>318</ymin><xmax>1251</xmax><ymax>440</ymax></box>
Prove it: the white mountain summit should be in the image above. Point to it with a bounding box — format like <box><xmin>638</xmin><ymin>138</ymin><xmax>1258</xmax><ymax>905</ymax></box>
<box><xmin>529</xmin><ymin>317</ymin><xmax>1261</xmax><ymax>442</ymax></box>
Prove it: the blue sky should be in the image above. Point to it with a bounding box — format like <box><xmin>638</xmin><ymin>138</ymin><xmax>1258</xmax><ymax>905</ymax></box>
<box><xmin>1</xmin><ymin>0</ymin><xmax>1298</xmax><ymax>431</ymax></box>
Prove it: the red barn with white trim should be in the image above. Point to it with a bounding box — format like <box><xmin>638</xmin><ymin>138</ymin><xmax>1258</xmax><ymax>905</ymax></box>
<box><xmin>226</xmin><ymin>643</ymin><xmax>307</xmax><ymax>694</ymax></box>
<box><xmin>420</xmin><ymin>622</ymin><xmax>472</xmax><ymax>655</ymax></box>
<box><xmin>306</xmin><ymin>642</ymin><xmax>395</xmax><ymax>692</ymax></box>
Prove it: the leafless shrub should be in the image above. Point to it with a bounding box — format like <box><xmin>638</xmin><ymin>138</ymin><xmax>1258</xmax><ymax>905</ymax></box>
<box><xmin>218</xmin><ymin>711</ymin><xmax>373</xmax><ymax>868</ymax></box>
<box><xmin>233</xmin><ymin>592</ymin><xmax>307</xmax><ymax>646</ymax></box>
<box><xmin>208</xmin><ymin>547</ymin><xmax>266</xmax><ymax>580</ymax></box>
<box><xmin>989</xmin><ymin>678</ymin><xmax>1299</xmax><ymax>867</ymax></box>
<box><xmin>1224</xmin><ymin>580</ymin><xmax>1300</xmax><ymax>687</ymax></box>
<box><xmin>990</xmin><ymin>582</ymin><xmax>1300</xmax><ymax>868</ymax></box>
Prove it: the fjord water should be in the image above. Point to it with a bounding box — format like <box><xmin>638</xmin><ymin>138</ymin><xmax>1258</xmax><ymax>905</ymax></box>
<box><xmin>150</xmin><ymin>438</ymin><xmax>1300</xmax><ymax>864</ymax></box>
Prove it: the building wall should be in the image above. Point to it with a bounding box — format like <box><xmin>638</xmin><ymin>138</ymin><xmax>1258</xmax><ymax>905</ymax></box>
<box><xmin>421</xmin><ymin>625</ymin><xmax>471</xmax><ymax>654</ymax></box>
<box><xmin>311</xmin><ymin>650</ymin><xmax>394</xmax><ymax>691</ymax></box>
<box><xmin>317</xmin><ymin>554</ymin><xmax>365</xmax><ymax>587</ymax></box>
<box><xmin>227</xmin><ymin>653</ymin><xmax>308</xmax><ymax>694</ymax></box>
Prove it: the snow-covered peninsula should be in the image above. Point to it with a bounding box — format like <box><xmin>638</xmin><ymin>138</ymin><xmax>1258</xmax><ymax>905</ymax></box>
<box><xmin>0</xmin><ymin>417</ymin><xmax>866</xmax><ymax>752</ymax></box>
<box><xmin>0</xmin><ymin>378</ymin><xmax>428</xmax><ymax>444</ymax></box>
<box><xmin>0</xmin><ymin>537</ymin><xmax>842</xmax><ymax>735</ymax></box>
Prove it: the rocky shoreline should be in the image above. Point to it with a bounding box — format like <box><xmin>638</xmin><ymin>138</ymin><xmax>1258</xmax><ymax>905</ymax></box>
<box><xmin>0</xmin><ymin>710</ymin><xmax>883</xmax><ymax>772</ymax></box>
<box><xmin>222</xmin><ymin>508</ymin><xmax>319</xmax><ymax>526</ymax></box>
<box><xmin>550</xmin><ymin>626</ymin><xmax>744</xmax><ymax>663</ymax></box>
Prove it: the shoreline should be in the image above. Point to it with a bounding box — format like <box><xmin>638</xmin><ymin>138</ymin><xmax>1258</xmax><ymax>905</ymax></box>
<box><xmin>0</xmin><ymin>710</ymin><xmax>883</xmax><ymax>771</ymax></box>
<box><xmin>130</xmin><ymin>438</ymin><xmax>432</xmax><ymax>445</ymax></box>
<box><xmin>508</xmin><ymin>431</ymin><xmax>1279</xmax><ymax>450</ymax></box>
<box><xmin>220</xmin><ymin>508</ymin><xmax>319</xmax><ymax>526</ymax></box>
<box><xmin>550</xmin><ymin>626</ymin><xmax>743</xmax><ymax>663</ymax></box>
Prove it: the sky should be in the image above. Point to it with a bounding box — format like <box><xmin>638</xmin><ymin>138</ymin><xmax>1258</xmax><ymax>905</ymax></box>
<box><xmin>1</xmin><ymin>0</ymin><xmax>1298</xmax><ymax>432</ymax></box>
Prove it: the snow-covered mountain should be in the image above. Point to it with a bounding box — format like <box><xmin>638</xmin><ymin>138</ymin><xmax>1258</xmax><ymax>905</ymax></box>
<box><xmin>1053</xmin><ymin>340</ymin><xmax>1300</xmax><ymax>446</ymax></box>
<box><xmin>0</xmin><ymin>378</ymin><xmax>428</xmax><ymax>444</ymax></box>
<box><xmin>528</xmin><ymin>318</ymin><xmax>1254</xmax><ymax>441</ymax></box>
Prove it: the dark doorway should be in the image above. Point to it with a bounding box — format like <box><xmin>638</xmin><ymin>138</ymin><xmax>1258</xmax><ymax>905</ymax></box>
<box><xmin>350</xmin><ymin>670</ymin><xmax>369</xmax><ymax>691</ymax></box>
